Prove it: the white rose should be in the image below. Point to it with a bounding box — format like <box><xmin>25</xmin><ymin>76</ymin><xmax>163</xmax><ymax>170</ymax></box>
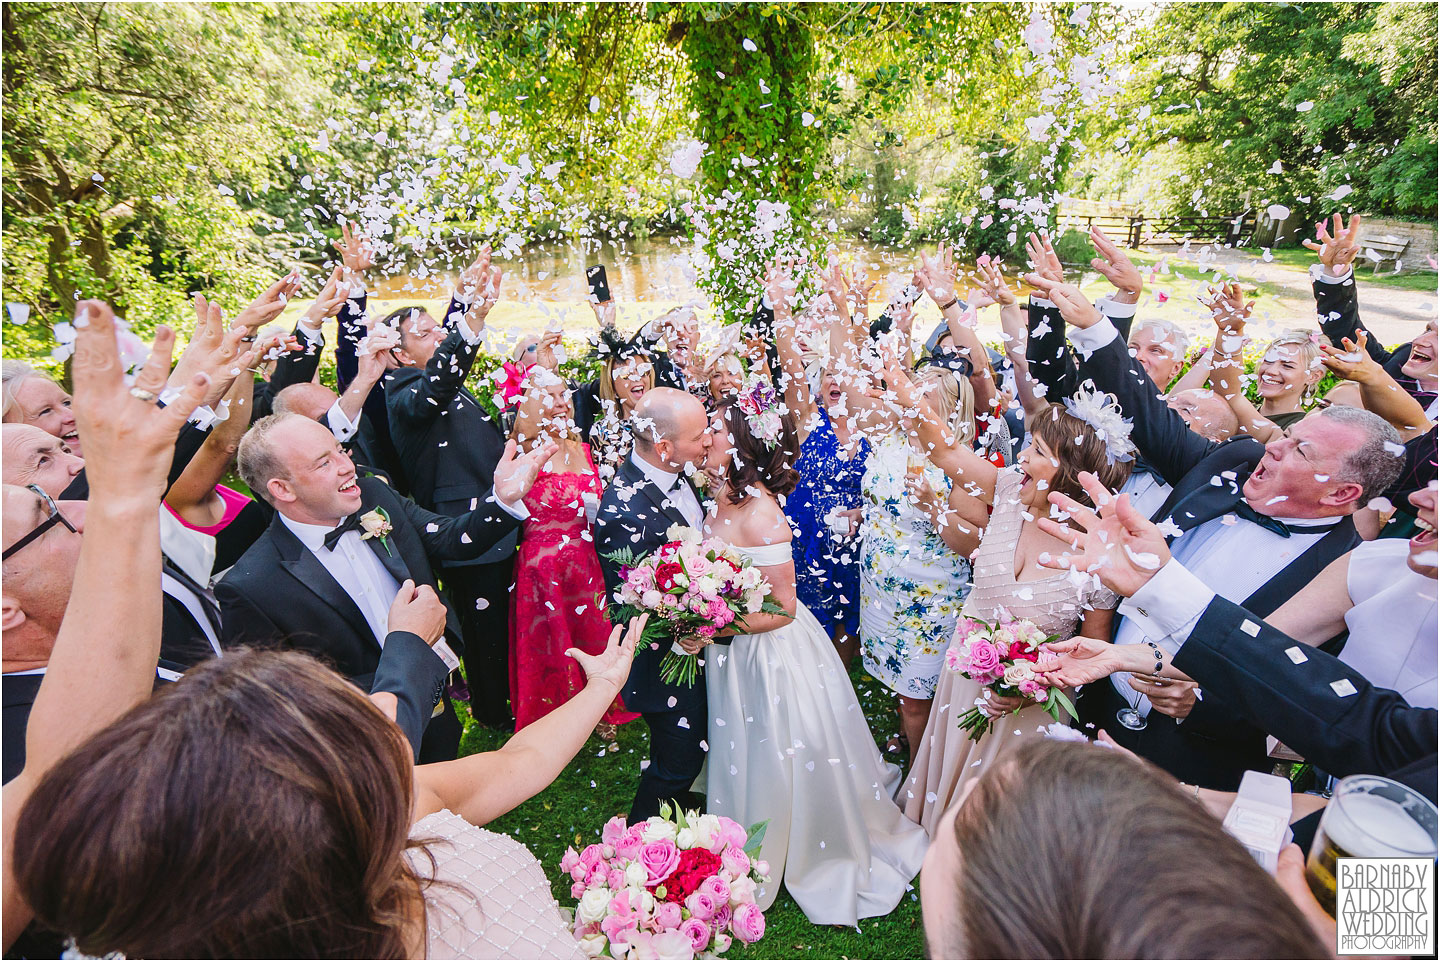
<box><xmin>624</xmin><ymin>861</ymin><xmax>648</xmax><ymax>889</ymax></box>
<box><xmin>359</xmin><ymin>511</ymin><xmax>388</xmax><ymax>539</ymax></box>
<box><xmin>651</xmin><ymin>930</ymin><xmax>697</xmax><ymax>960</ymax></box>
<box><xmin>676</xmin><ymin>827</ymin><xmax>697</xmax><ymax>849</ymax></box>
<box><xmin>728</xmin><ymin>875</ymin><xmax>758</xmax><ymax>906</ymax></box>
<box><xmin>1003</xmin><ymin>662</ymin><xmax>1035</xmax><ymax>687</ymax></box>
<box><xmin>641</xmin><ymin>589</ymin><xmax>663</xmax><ymax>609</ymax></box>
<box><xmin>693</xmin><ymin>574</ymin><xmax>719</xmax><ymax>597</ymax></box>
<box><xmin>579</xmin><ymin>933</ymin><xmax>607</xmax><ymax>958</ymax></box>
<box><xmin>689</xmin><ymin>813</ymin><xmax>722</xmax><ymax>851</ymax></box>
<box><xmin>641</xmin><ymin>817</ymin><xmax>678</xmax><ymax>843</ymax></box>
<box><xmin>577</xmin><ymin>887</ymin><xmax>612</xmax><ymax>925</ymax></box>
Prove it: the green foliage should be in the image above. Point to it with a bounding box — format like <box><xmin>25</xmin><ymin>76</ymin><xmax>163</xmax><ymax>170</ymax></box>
<box><xmin>1050</xmin><ymin>230</ymin><xmax>1096</xmax><ymax>267</ymax></box>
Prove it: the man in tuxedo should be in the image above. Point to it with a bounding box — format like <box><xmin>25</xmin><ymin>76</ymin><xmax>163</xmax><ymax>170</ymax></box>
<box><xmin>594</xmin><ymin>387</ymin><xmax>714</xmax><ymax>821</ymax></box>
<box><xmin>273</xmin><ymin>339</ymin><xmax>389</xmax><ymax>478</ymax></box>
<box><xmin>1038</xmin><ymin>476</ymin><xmax>1436</xmax><ymax>802</ymax></box>
<box><xmin>218</xmin><ymin>413</ymin><xmax>554</xmax><ymax>761</ymax></box>
<box><xmin>1030</xmin><ymin>275</ymin><xmax>1405</xmax><ymax>790</ymax></box>
<box><xmin>385</xmin><ymin>249</ymin><xmax>518</xmax><ymax>728</ymax></box>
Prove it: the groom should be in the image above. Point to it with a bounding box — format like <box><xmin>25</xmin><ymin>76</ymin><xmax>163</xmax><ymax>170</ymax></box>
<box><xmin>595</xmin><ymin>388</ymin><xmax>714</xmax><ymax>821</ymax></box>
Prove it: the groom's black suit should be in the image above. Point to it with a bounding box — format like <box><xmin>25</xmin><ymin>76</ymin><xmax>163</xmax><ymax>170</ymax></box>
<box><xmin>216</xmin><ymin>476</ymin><xmax>521</xmax><ymax>761</ymax></box>
<box><xmin>595</xmin><ymin>454</ymin><xmax>713</xmax><ymax>821</ymax></box>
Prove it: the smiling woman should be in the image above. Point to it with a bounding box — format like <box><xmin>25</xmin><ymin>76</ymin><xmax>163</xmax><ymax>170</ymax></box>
<box><xmin>1</xmin><ymin>362</ymin><xmax>82</xmax><ymax>459</ymax></box>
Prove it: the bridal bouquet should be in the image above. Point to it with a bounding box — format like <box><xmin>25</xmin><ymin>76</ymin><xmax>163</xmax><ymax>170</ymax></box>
<box><xmin>561</xmin><ymin>804</ymin><xmax>771</xmax><ymax>959</ymax></box>
<box><xmin>604</xmin><ymin>525</ymin><xmax>785</xmax><ymax>686</ymax></box>
<box><xmin>947</xmin><ymin>613</ymin><xmax>1077</xmax><ymax>741</ymax></box>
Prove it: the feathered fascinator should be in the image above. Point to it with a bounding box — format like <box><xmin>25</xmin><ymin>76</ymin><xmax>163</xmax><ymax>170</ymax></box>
<box><xmin>1062</xmin><ymin>382</ymin><xmax>1136</xmax><ymax>464</ymax></box>
<box><xmin>588</xmin><ymin>323</ymin><xmax>651</xmax><ymax>363</ymax></box>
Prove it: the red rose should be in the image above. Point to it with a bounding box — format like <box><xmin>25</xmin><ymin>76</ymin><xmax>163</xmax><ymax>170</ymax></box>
<box><xmin>1008</xmin><ymin>640</ymin><xmax>1039</xmax><ymax>663</ymax></box>
<box><xmin>654</xmin><ymin>848</ymin><xmax>723</xmax><ymax>903</ymax></box>
<box><xmin>655</xmin><ymin>561</ymin><xmax>685</xmax><ymax>592</ymax></box>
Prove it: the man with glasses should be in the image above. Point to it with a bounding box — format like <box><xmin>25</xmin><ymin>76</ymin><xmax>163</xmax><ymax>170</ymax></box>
<box><xmin>2</xmin><ymin>484</ymin><xmax>84</xmax><ymax>782</ymax></box>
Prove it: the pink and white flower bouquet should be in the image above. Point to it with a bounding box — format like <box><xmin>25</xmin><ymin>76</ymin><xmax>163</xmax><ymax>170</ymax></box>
<box><xmin>947</xmin><ymin>613</ymin><xmax>1077</xmax><ymax>741</ymax></box>
<box><xmin>561</xmin><ymin>804</ymin><xmax>771</xmax><ymax>959</ymax></box>
<box><xmin>604</xmin><ymin>525</ymin><xmax>785</xmax><ymax>686</ymax></box>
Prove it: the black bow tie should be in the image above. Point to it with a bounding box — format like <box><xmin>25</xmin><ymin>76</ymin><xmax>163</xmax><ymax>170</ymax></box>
<box><xmin>1233</xmin><ymin>500</ymin><xmax>1292</xmax><ymax>538</ymax></box>
<box><xmin>323</xmin><ymin>513</ymin><xmax>366</xmax><ymax>551</ymax></box>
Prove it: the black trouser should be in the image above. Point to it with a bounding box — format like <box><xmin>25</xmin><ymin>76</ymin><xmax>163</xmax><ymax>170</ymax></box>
<box><xmin>418</xmin><ymin>694</ymin><xmax>463</xmax><ymax>764</ymax></box>
<box><xmin>630</xmin><ymin>708</ymin><xmax>708</xmax><ymax>822</ymax></box>
<box><xmin>443</xmin><ymin>557</ymin><xmax>516</xmax><ymax>729</ymax></box>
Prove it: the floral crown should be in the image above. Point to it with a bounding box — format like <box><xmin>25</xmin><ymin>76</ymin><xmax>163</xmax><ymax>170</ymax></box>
<box><xmin>1061</xmin><ymin>383</ymin><xmax>1136</xmax><ymax>465</ymax></box>
<box><xmin>733</xmin><ymin>373</ymin><xmax>784</xmax><ymax>450</ymax></box>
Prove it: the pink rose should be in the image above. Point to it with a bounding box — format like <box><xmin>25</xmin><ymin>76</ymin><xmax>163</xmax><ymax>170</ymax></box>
<box><xmin>696</xmin><ymin>624</ymin><xmax>716</xmax><ymax>638</ymax></box>
<box><xmin>560</xmin><ymin>848</ymin><xmax>581</xmax><ymax>875</ymax></box>
<box><xmin>699</xmin><ymin>874</ymin><xmax>731</xmax><ymax>905</ymax></box>
<box><xmin>684</xmin><ymin>890</ymin><xmax>717</xmax><ymax>921</ymax></box>
<box><xmin>967</xmin><ymin>639</ymin><xmax>1002</xmax><ymax>679</ymax></box>
<box><xmin>687</xmin><ymin>556</ymin><xmax>712</xmax><ymax>576</ymax></box>
<box><xmin>602</xmin><ymin>815</ymin><xmax>629</xmax><ymax>848</ymax></box>
<box><xmin>679</xmin><ymin>917</ymin><xmax>712</xmax><ymax>951</ymax></box>
<box><xmin>710</xmin><ymin>903</ymin><xmax>732</xmax><ymax>932</ymax></box>
<box><xmin>731</xmin><ymin>902</ymin><xmax>766</xmax><ymax>944</ymax></box>
<box><xmin>571</xmin><ymin>880</ymin><xmax>586</xmax><ymax>899</ymax></box>
<box><xmin>944</xmin><ymin>646</ymin><xmax>965</xmax><ymax>673</ymax></box>
<box><xmin>640</xmin><ymin>838</ymin><xmax>681</xmax><ymax>886</ymax></box>
<box><xmin>607</xmin><ymin>867</ymin><xmax>626</xmax><ymax>891</ymax></box>
<box><xmin>654</xmin><ymin>900</ymin><xmax>683</xmax><ymax>930</ymax></box>
<box><xmin>719</xmin><ymin>846</ymin><xmax>750</xmax><ymax>878</ymax></box>
<box><xmin>715</xmin><ymin>816</ymin><xmax>748</xmax><ymax>851</ymax></box>
<box><xmin>616</xmin><ymin>826</ymin><xmax>645</xmax><ymax>860</ymax></box>
<box><xmin>580</xmin><ymin>843</ymin><xmax>605</xmax><ymax>871</ymax></box>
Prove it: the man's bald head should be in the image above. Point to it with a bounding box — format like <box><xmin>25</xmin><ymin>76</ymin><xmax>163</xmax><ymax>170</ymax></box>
<box><xmin>273</xmin><ymin>382</ymin><xmax>340</xmax><ymax>424</ymax></box>
<box><xmin>631</xmin><ymin>387</ymin><xmax>711</xmax><ymax>471</ymax></box>
<box><xmin>1166</xmin><ymin>388</ymin><xmax>1239</xmax><ymax>443</ymax></box>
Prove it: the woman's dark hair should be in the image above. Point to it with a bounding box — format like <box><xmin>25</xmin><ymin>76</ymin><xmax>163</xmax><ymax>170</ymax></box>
<box><xmin>13</xmin><ymin>650</ymin><xmax>427</xmax><ymax>959</ymax></box>
<box><xmin>1026</xmin><ymin>403</ymin><xmax>1132</xmax><ymax>508</ymax></box>
<box><xmin>935</xmin><ymin>739</ymin><xmax>1326</xmax><ymax>959</ymax></box>
<box><xmin>717</xmin><ymin>397</ymin><xmax>799</xmax><ymax>504</ymax></box>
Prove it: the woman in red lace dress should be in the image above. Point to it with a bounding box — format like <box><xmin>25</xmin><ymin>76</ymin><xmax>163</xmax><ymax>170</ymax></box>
<box><xmin>508</xmin><ymin>351</ymin><xmax>639</xmax><ymax>736</ymax></box>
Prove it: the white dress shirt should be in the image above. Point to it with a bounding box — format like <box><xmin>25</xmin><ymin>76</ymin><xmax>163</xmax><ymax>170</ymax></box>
<box><xmin>1121</xmin><ymin>470</ymin><xmax>1173</xmax><ymax>521</ymax></box>
<box><xmin>630</xmin><ymin>453</ymin><xmax>705</xmax><ymax>530</ymax></box>
<box><xmin>1113</xmin><ymin>512</ymin><xmax>1341</xmax><ymax>717</ymax></box>
<box><xmin>280</xmin><ymin>514</ymin><xmax>401</xmax><ymax>647</ymax></box>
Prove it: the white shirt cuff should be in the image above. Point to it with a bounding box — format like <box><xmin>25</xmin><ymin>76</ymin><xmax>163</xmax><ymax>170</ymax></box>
<box><xmin>1310</xmin><ymin>265</ymin><xmax>1353</xmax><ymax>285</ymax></box>
<box><xmin>496</xmin><ymin>496</ymin><xmax>529</xmax><ymax>521</ymax></box>
<box><xmin>1096</xmin><ymin>296</ymin><xmax>1138</xmax><ymax>320</ymax></box>
<box><xmin>1028</xmin><ymin>295</ymin><xmax>1057</xmax><ymax>310</ymax></box>
<box><xmin>159</xmin><ymin>386</ymin><xmax>182</xmax><ymax>406</ymax></box>
<box><xmin>451</xmin><ymin>312</ymin><xmax>486</xmax><ymax>346</ymax></box>
<box><xmin>297</xmin><ymin>322</ymin><xmax>324</xmax><ymax>342</ymax></box>
<box><xmin>1066</xmin><ymin>316</ymin><xmax>1120</xmax><ymax>357</ymax></box>
<box><xmin>326</xmin><ymin>400</ymin><xmax>360</xmax><ymax>442</ymax></box>
<box><xmin>1120</xmin><ymin>557</ymin><xmax>1217</xmax><ymax>652</ymax></box>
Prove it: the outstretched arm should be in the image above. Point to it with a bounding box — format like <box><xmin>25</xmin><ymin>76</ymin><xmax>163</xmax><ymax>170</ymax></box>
<box><xmin>1320</xmin><ymin>332</ymin><xmax>1432</xmax><ymax>441</ymax></box>
<box><xmin>1202</xmin><ymin>282</ymin><xmax>1285</xmax><ymax>443</ymax></box>
<box><xmin>882</xmin><ymin>353</ymin><xmax>999</xmax><ymax>502</ymax></box>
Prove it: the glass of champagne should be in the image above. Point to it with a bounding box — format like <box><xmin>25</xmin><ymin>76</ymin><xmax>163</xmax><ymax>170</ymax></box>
<box><xmin>1305</xmin><ymin>775</ymin><xmax>1437</xmax><ymax>918</ymax></box>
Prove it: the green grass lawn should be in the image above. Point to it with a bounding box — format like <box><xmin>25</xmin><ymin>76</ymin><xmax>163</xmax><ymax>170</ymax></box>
<box><xmin>455</xmin><ymin>662</ymin><xmax>927</xmax><ymax>960</ymax></box>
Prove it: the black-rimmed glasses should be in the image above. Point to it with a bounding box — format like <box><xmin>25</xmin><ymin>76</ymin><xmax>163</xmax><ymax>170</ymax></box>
<box><xmin>2</xmin><ymin>484</ymin><xmax>78</xmax><ymax>560</ymax></box>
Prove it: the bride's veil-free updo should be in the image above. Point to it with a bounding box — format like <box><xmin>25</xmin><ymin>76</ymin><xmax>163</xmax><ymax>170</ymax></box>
<box><xmin>715</xmin><ymin>397</ymin><xmax>800</xmax><ymax>505</ymax></box>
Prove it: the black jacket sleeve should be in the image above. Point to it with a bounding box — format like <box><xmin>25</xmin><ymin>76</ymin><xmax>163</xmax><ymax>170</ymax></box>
<box><xmin>385</xmin><ymin>297</ymin><xmax>479</xmax><ymax>429</ymax></box>
<box><xmin>214</xmin><ymin>577</ymin><xmax>286</xmax><ymax>650</ymax></box>
<box><xmin>336</xmin><ymin>291</ymin><xmax>368</xmax><ymax>393</ymax></box>
<box><xmin>1172</xmin><ymin>596</ymin><xmax>1438</xmax><ymax>784</ymax></box>
<box><xmin>1024</xmin><ymin>299</ymin><xmax>1079</xmax><ymax>404</ymax></box>
<box><xmin>395</xmin><ymin>485</ymin><xmax>523</xmax><ymax>564</ymax></box>
<box><xmin>369</xmin><ymin>630</ymin><xmax>449</xmax><ymax>761</ymax></box>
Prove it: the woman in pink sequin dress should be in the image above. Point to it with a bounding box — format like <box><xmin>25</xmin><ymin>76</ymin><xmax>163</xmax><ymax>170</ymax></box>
<box><xmin>508</xmin><ymin>356</ymin><xmax>638</xmax><ymax>733</ymax></box>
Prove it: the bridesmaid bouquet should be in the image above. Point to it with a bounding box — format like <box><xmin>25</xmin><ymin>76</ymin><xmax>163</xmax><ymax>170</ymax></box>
<box><xmin>561</xmin><ymin>803</ymin><xmax>771</xmax><ymax>959</ymax></box>
<box><xmin>604</xmin><ymin>525</ymin><xmax>785</xmax><ymax>687</ymax></box>
<box><xmin>947</xmin><ymin>614</ymin><xmax>1077</xmax><ymax>741</ymax></box>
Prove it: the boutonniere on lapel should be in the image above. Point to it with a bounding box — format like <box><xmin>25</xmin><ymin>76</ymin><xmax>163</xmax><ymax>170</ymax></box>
<box><xmin>360</xmin><ymin>508</ymin><xmax>395</xmax><ymax>556</ymax></box>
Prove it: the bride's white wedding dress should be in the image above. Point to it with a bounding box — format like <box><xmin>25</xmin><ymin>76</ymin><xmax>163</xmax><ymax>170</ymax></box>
<box><xmin>705</xmin><ymin>541</ymin><xmax>930</xmax><ymax>926</ymax></box>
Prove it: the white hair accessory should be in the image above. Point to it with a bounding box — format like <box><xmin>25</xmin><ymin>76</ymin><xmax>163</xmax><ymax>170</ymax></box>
<box><xmin>1062</xmin><ymin>384</ymin><xmax>1136</xmax><ymax>465</ymax></box>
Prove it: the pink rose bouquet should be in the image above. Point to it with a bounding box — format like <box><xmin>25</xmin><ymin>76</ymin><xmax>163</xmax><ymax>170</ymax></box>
<box><xmin>561</xmin><ymin>804</ymin><xmax>771</xmax><ymax>959</ymax></box>
<box><xmin>604</xmin><ymin>525</ymin><xmax>785</xmax><ymax>686</ymax></box>
<box><xmin>947</xmin><ymin>613</ymin><xmax>1076</xmax><ymax>740</ymax></box>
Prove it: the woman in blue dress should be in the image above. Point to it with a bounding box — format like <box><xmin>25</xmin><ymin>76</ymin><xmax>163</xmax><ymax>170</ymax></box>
<box><xmin>774</xmin><ymin>276</ymin><xmax>871</xmax><ymax>667</ymax></box>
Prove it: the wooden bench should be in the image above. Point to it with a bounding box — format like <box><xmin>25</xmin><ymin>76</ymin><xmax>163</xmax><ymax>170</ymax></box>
<box><xmin>1363</xmin><ymin>235</ymin><xmax>1411</xmax><ymax>273</ymax></box>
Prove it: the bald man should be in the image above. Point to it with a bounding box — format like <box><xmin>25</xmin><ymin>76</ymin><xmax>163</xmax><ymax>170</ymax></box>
<box><xmin>594</xmin><ymin>387</ymin><xmax>715</xmax><ymax>820</ymax></box>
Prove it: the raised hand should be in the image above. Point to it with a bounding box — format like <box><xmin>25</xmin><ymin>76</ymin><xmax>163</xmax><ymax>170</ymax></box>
<box><xmin>457</xmin><ymin>245</ymin><xmax>503</xmax><ymax>327</ymax></box>
<box><xmin>493</xmin><ymin>438</ymin><xmax>559</xmax><ymax>506</ymax></box>
<box><xmin>568</xmin><ymin>614</ymin><xmax>647</xmax><ymax>690</ymax></box>
<box><xmin>170</xmin><ymin>295</ymin><xmax>252</xmax><ymax>406</ymax></box>
<box><xmin>333</xmin><ymin>220</ymin><xmax>375</xmax><ymax>275</ymax></box>
<box><xmin>1302</xmin><ymin>213</ymin><xmax>1363</xmax><ymax>277</ymax></box>
<box><xmin>1025</xmin><ymin>232</ymin><xmax>1064</xmax><ymax>285</ymax></box>
<box><xmin>917</xmin><ymin>243</ymin><xmax>960</xmax><ymax>307</ymax></box>
<box><xmin>1203</xmin><ymin>282</ymin><xmax>1254</xmax><ymax>334</ymax></box>
<box><xmin>1023</xmin><ymin>275</ymin><xmax>1101</xmax><ymax>329</ymax></box>
<box><xmin>535</xmin><ymin>329</ymin><xmax>564</xmax><ymax>371</ymax></box>
<box><xmin>1320</xmin><ymin>331</ymin><xmax>1382</xmax><ymax>383</ymax></box>
<box><xmin>1033</xmin><ymin>470</ymin><xmax>1173</xmax><ymax>598</ymax></box>
<box><xmin>975</xmin><ymin>254</ymin><xmax>1018</xmax><ymax>307</ymax></box>
<box><xmin>763</xmin><ymin>257</ymin><xmax>798</xmax><ymax>315</ymax></box>
<box><xmin>300</xmin><ymin>266</ymin><xmax>348</xmax><ymax>330</ymax></box>
<box><xmin>70</xmin><ymin>301</ymin><xmax>210</xmax><ymax>503</ymax></box>
<box><xmin>387</xmin><ymin>579</ymin><xmax>447</xmax><ymax>645</ymax></box>
<box><xmin>1088</xmin><ymin>226</ymin><xmax>1143</xmax><ymax>300</ymax></box>
<box><xmin>234</xmin><ymin>272</ymin><xmax>302</xmax><ymax>332</ymax></box>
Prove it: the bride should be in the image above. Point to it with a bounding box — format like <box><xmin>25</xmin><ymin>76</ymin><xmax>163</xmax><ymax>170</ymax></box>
<box><xmin>692</xmin><ymin>379</ymin><xmax>929</xmax><ymax>926</ymax></box>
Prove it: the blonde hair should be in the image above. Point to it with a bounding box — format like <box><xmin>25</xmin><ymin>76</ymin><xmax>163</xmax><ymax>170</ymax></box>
<box><xmin>598</xmin><ymin>355</ymin><xmax>655</xmax><ymax>407</ymax></box>
<box><xmin>914</xmin><ymin>367</ymin><xmax>976</xmax><ymax>447</ymax></box>
<box><xmin>2</xmin><ymin>359</ymin><xmax>42</xmax><ymax>421</ymax></box>
<box><xmin>1265</xmin><ymin>329</ymin><xmax>1325</xmax><ymax>376</ymax></box>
